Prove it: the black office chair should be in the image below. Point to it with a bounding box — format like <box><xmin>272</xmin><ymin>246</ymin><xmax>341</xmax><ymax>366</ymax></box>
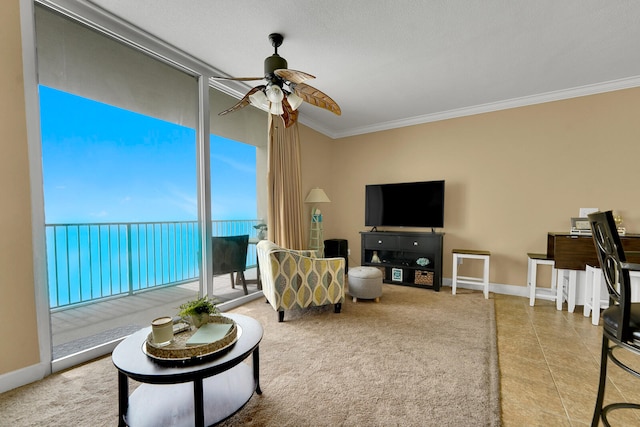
<box><xmin>211</xmin><ymin>235</ymin><xmax>249</xmax><ymax>295</ymax></box>
<box><xmin>588</xmin><ymin>210</ymin><xmax>640</xmax><ymax>426</ymax></box>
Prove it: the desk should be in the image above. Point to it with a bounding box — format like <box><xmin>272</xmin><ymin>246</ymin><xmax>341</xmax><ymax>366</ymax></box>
<box><xmin>547</xmin><ymin>232</ymin><xmax>640</xmax><ymax>270</ymax></box>
<box><xmin>112</xmin><ymin>313</ymin><xmax>263</xmax><ymax>427</ymax></box>
<box><xmin>546</xmin><ymin>232</ymin><xmax>640</xmax><ymax>312</ymax></box>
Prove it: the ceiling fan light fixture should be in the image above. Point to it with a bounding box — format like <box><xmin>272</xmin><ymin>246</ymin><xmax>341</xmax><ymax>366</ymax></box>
<box><xmin>249</xmin><ymin>90</ymin><xmax>269</xmax><ymax>112</ymax></box>
<box><xmin>269</xmin><ymin>101</ymin><xmax>284</xmax><ymax>115</ymax></box>
<box><xmin>215</xmin><ymin>32</ymin><xmax>341</xmax><ymax>121</ymax></box>
<box><xmin>286</xmin><ymin>92</ymin><xmax>303</xmax><ymax>110</ymax></box>
<box><xmin>266</xmin><ymin>85</ymin><xmax>284</xmax><ymax>103</ymax></box>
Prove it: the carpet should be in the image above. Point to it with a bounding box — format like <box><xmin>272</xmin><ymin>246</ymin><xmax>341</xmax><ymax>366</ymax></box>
<box><xmin>0</xmin><ymin>284</ymin><xmax>500</xmax><ymax>426</ymax></box>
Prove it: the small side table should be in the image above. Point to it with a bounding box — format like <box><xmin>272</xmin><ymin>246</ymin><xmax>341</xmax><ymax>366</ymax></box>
<box><xmin>452</xmin><ymin>249</ymin><xmax>491</xmax><ymax>299</ymax></box>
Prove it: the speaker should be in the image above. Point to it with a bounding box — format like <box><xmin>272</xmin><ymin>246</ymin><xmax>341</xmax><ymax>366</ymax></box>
<box><xmin>324</xmin><ymin>239</ymin><xmax>348</xmax><ymax>273</ymax></box>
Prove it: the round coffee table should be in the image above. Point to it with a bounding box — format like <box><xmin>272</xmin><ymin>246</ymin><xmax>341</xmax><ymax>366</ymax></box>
<box><xmin>112</xmin><ymin>313</ymin><xmax>263</xmax><ymax>427</ymax></box>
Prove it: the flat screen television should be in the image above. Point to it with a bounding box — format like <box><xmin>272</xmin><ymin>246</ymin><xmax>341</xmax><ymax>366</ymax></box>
<box><xmin>365</xmin><ymin>180</ymin><xmax>445</xmax><ymax>229</ymax></box>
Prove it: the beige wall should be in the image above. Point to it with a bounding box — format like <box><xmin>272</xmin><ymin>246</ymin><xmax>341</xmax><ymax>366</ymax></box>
<box><xmin>1</xmin><ymin>0</ymin><xmax>40</xmax><ymax>375</ymax></box>
<box><xmin>300</xmin><ymin>88</ymin><xmax>640</xmax><ymax>287</ymax></box>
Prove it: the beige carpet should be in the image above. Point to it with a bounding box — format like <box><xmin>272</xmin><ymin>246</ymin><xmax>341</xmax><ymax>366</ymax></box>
<box><xmin>0</xmin><ymin>285</ymin><xmax>500</xmax><ymax>426</ymax></box>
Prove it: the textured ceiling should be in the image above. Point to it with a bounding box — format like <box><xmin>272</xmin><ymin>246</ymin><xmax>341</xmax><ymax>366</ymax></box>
<box><xmin>87</xmin><ymin>0</ymin><xmax>640</xmax><ymax>138</ymax></box>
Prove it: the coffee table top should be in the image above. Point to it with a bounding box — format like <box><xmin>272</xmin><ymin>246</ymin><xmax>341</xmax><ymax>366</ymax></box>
<box><xmin>112</xmin><ymin>313</ymin><xmax>263</xmax><ymax>384</ymax></box>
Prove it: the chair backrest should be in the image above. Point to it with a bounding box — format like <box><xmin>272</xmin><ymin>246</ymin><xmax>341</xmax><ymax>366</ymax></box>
<box><xmin>211</xmin><ymin>235</ymin><xmax>249</xmax><ymax>275</ymax></box>
<box><xmin>588</xmin><ymin>210</ymin><xmax>633</xmax><ymax>342</ymax></box>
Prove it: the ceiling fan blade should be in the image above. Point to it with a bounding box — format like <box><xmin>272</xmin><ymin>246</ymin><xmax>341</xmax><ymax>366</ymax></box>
<box><xmin>211</xmin><ymin>76</ymin><xmax>265</xmax><ymax>82</ymax></box>
<box><xmin>281</xmin><ymin>97</ymin><xmax>299</xmax><ymax>128</ymax></box>
<box><xmin>274</xmin><ymin>69</ymin><xmax>315</xmax><ymax>84</ymax></box>
<box><xmin>218</xmin><ymin>85</ymin><xmax>266</xmax><ymax>116</ymax></box>
<box><xmin>289</xmin><ymin>82</ymin><xmax>341</xmax><ymax>116</ymax></box>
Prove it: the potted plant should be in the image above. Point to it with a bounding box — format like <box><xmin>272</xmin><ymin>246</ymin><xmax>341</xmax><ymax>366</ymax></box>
<box><xmin>253</xmin><ymin>223</ymin><xmax>268</xmax><ymax>240</ymax></box>
<box><xmin>178</xmin><ymin>296</ymin><xmax>219</xmax><ymax>328</ymax></box>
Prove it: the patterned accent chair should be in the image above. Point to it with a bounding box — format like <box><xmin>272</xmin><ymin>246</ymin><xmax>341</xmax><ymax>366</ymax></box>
<box><xmin>256</xmin><ymin>240</ymin><xmax>345</xmax><ymax>322</ymax></box>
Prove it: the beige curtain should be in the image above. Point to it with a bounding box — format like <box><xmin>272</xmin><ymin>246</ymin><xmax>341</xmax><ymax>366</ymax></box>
<box><xmin>267</xmin><ymin>115</ymin><xmax>305</xmax><ymax>249</ymax></box>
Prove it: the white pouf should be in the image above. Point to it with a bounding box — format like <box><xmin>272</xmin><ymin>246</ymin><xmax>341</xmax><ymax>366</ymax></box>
<box><xmin>348</xmin><ymin>266</ymin><xmax>383</xmax><ymax>303</ymax></box>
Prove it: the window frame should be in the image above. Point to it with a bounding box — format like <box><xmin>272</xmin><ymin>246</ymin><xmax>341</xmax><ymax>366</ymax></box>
<box><xmin>31</xmin><ymin>0</ymin><xmax>267</xmax><ymax>371</ymax></box>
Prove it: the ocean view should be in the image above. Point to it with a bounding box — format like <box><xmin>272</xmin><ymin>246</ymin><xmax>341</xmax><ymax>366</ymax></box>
<box><xmin>40</xmin><ymin>86</ymin><xmax>259</xmax><ymax>308</ymax></box>
<box><xmin>46</xmin><ymin>219</ymin><xmax>261</xmax><ymax>308</ymax></box>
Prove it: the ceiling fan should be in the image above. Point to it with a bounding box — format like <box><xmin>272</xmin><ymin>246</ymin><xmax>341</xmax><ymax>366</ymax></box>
<box><xmin>214</xmin><ymin>33</ymin><xmax>341</xmax><ymax>128</ymax></box>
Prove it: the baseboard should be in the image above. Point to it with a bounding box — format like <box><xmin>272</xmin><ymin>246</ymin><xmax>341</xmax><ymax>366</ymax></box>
<box><xmin>441</xmin><ymin>278</ymin><xmax>529</xmax><ymax>298</ymax></box>
<box><xmin>0</xmin><ymin>361</ymin><xmax>49</xmax><ymax>394</ymax></box>
<box><xmin>51</xmin><ymin>338</ymin><xmax>123</xmax><ymax>373</ymax></box>
<box><xmin>218</xmin><ymin>290</ymin><xmax>264</xmax><ymax>312</ymax></box>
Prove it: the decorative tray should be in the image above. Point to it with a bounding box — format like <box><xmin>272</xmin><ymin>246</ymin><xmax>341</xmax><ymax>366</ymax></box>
<box><xmin>144</xmin><ymin>315</ymin><xmax>239</xmax><ymax>366</ymax></box>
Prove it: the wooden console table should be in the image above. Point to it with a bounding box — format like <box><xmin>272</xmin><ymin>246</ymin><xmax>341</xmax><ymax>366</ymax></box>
<box><xmin>547</xmin><ymin>232</ymin><xmax>640</xmax><ymax>270</ymax></box>
<box><xmin>546</xmin><ymin>232</ymin><xmax>640</xmax><ymax>312</ymax></box>
<box><xmin>360</xmin><ymin>231</ymin><xmax>443</xmax><ymax>291</ymax></box>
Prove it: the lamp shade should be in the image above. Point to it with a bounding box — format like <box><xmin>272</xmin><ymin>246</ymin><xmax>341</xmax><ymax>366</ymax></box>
<box><xmin>304</xmin><ymin>188</ymin><xmax>331</xmax><ymax>204</ymax></box>
<box><xmin>266</xmin><ymin>85</ymin><xmax>284</xmax><ymax>103</ymax></box>
<box><xmin>249</xmin><ymin>90</ymin><xmax>269</xmax><ymax>112</ymax></box>
<box><xmin>287</xmin><ymin>92</ymin><xmax>303</xmax><ymax>110</ymax></box>
<box><xmin>269</xmin><ymin>101</ymin><xmax>284</xmax><ymax>115</ymax></box>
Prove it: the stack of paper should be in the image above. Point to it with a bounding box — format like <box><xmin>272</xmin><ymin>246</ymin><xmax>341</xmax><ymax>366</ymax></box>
<box><xmin>186</xmin><ymin>323</ymin><xmax>233</xmax><ymax>346</ymax></box>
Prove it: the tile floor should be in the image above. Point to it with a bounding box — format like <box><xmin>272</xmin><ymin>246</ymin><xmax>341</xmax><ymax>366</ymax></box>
<box><xmin>495</xmin><ymin>293</ymin><xmax>640</xmax><ymax>426</ymax></box>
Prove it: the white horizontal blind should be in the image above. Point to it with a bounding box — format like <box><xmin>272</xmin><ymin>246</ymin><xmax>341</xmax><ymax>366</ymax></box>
<box><xmin>36</xmin><ymin>5</ymin><xmax>269</xmax><ymax>147</ymax></box>
<box><xmin>35</xmin><ymin>6</ymin><xmax>197</xmax><ymax>128</ymax></box>
<box><xmin>209</xmin><ymin>87</ymin><xmax>269</xmax><ymax>222</ymax></box>
<box><xmin>209</xmin><ymin>88</ymin><xmax>268</xmax><ymax>148</ymax></box>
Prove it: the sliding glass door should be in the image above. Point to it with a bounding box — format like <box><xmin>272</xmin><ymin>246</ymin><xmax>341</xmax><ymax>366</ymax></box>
<box><xmin>34</xmin><ymin>2</ymin><xmax>268</xmax><ymax>368</ymax></box>
<box><xmin>36</xmin><ymin>5</ymin><xmax>200</xmax><ymax>362</ymax></box>
<box><xmin>208</xmin><ymin>87</ymin><xmax>268</xmax><ymax>297</ymax></box>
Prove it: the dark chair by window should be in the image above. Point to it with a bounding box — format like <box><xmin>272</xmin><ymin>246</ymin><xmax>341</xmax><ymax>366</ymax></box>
<box><xmin>588</xmin><ymin>210</ymin><xmax>640</xmax><ymax>426</ymax></box>
<box><xmin>212</xmin><ymin>235</ymin><xmax>249</xmax><ymax>295</ymax></box>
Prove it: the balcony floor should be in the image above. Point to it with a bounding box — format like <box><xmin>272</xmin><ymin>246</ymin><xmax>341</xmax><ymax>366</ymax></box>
<box><xmin>50</xmin><ymin>268</ymin><xmax>261</xmax><ymax>360</ymax></box>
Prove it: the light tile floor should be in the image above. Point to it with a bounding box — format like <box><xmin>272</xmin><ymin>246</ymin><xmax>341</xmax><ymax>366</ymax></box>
<box><xmin>495</xmin><ymin>293</ymin><xmax>640</xmax><ymax>426</ymax></box>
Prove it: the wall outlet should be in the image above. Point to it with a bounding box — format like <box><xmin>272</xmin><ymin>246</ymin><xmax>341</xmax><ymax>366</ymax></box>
<box><xmin>347</xmin><ymin>249</ymin><xmax>351</xmax><ymax>256</ymax></box>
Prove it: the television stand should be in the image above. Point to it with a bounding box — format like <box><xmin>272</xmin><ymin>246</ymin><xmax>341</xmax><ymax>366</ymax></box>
<box><xmin>360</xmin><ymin>231</ymin><xmax>444</xmax><ymax>291</ymax></box>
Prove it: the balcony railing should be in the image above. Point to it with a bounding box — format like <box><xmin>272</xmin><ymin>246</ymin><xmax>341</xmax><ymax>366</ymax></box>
<box><xmin>45</xmin><ymin>219</ymin><xmax>263</xmax><ymax>309</ymax></box>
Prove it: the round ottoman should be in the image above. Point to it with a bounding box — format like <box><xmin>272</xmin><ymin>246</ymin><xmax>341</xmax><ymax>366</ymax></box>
<box><xmin>348</xmin><ymin>266</ymin><xmax>383</xmax><ymax>303</ymax></box>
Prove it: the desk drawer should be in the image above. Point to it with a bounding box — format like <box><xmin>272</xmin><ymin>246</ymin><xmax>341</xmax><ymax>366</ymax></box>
<box><xmin>397</xmin><ymin>236</ymin><xmax>435</xmax><ymax>250</ymax></box>
<box><xmin>363</xmin><ymin>234</ymin><xmax>397</xmax><ymax>249</ymax></box>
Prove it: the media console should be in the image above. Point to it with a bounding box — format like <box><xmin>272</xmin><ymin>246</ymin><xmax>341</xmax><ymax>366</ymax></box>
<box><xmin>360</xmin><ymin>231</ymin><xmax>444</xmax><ymax>291</ymax></box>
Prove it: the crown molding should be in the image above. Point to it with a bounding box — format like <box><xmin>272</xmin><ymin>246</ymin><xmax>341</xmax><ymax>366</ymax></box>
<box><xmin>202</xmin><ymin>75</ymin><xmax>640</xmax><ymax>140</ymax></box>
<box><xmin>328</xmin><ymin>76</ymin><xmax>640</xmax><ymax>140</ymax></box>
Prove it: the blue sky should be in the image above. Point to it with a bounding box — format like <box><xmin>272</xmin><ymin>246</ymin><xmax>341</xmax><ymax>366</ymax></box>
<box><xmin>40</xmin><ymin>85</ymin><xmax>256</xmax><ymax>223</ymax></box>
